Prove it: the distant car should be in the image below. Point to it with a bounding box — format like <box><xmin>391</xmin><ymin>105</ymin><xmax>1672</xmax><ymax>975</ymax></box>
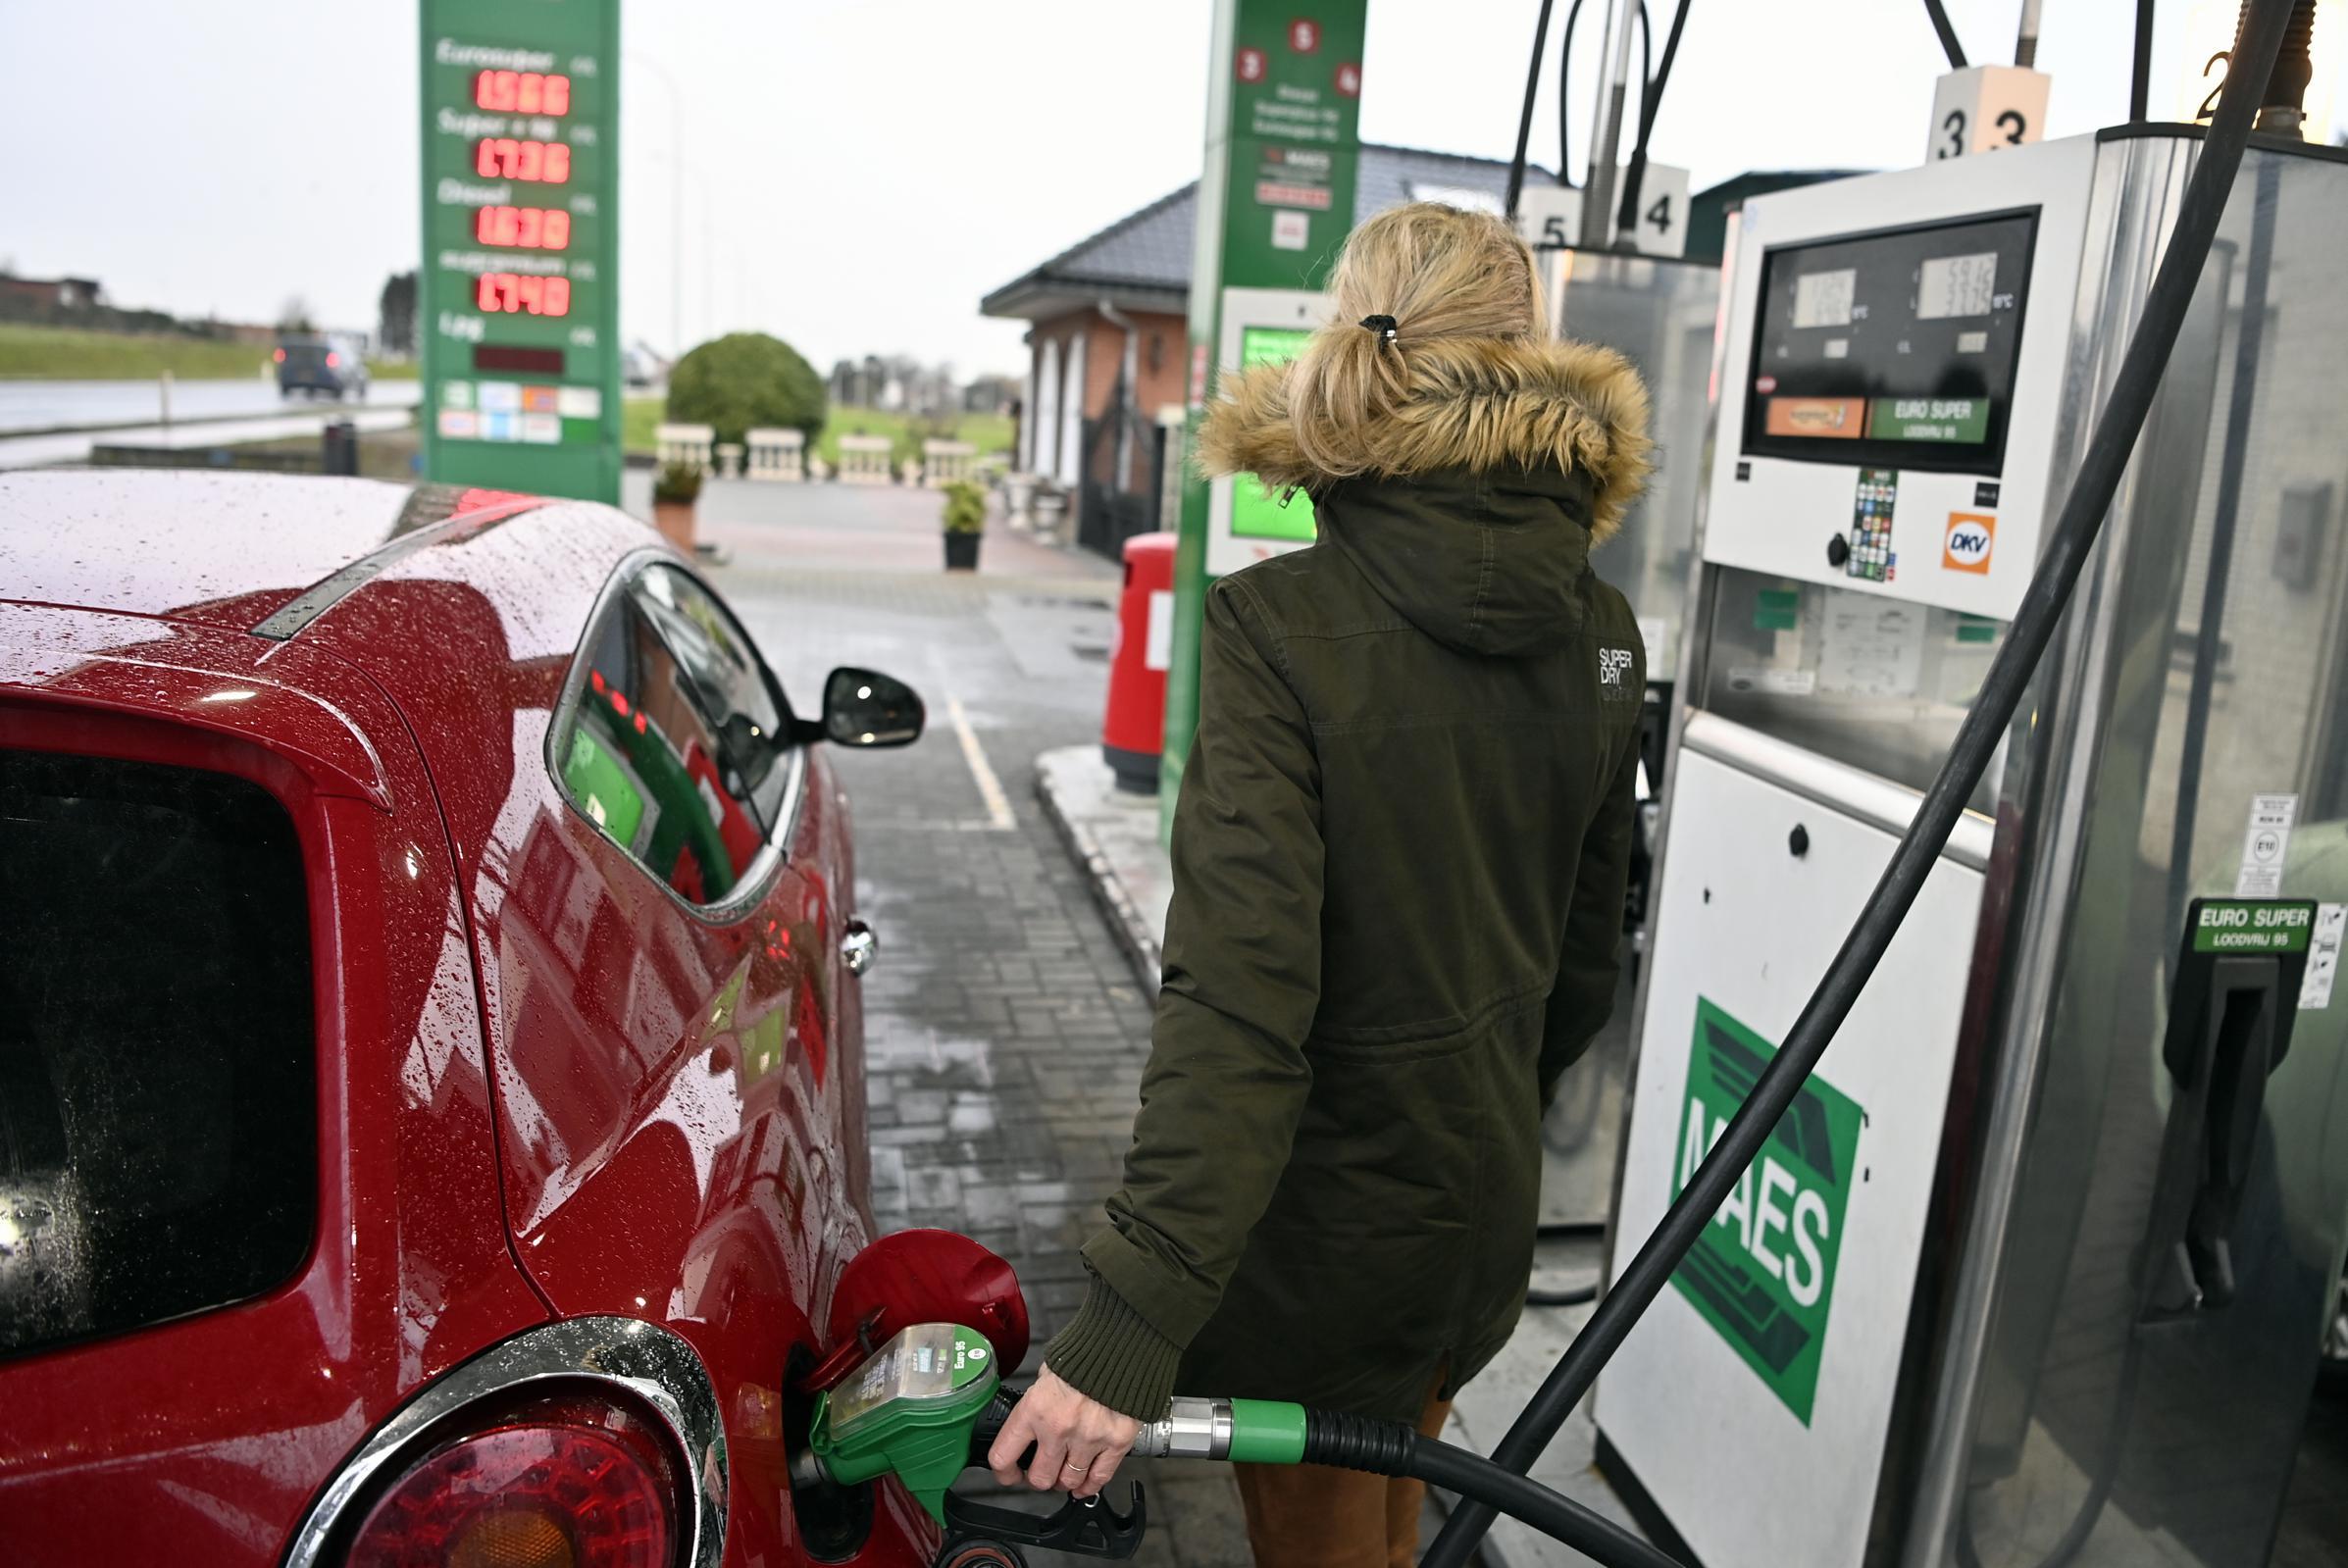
<box><xmin>277</xmin><ymin>332</ymin><xmax>370</xmax><ymax>400</ymax></box>
<box><xmin>0</xmin><ymin>472</ymin><xmax>997</xmax><ymax>1567</ymax></box>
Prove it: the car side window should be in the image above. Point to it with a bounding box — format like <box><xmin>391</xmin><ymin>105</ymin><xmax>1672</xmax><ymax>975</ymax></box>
<box><xmin>553</xmin><ymin>562</ymin><xmax>798</xmax><ymax>906</ymax></box>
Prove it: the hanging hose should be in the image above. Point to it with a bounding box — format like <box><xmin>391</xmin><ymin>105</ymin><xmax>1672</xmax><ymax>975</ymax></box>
<box><xmin>1528</xmin><ymin>1219</ymin><xmax>1607</xmax><ymax>1306</ymax></box>
<box><xmin>1615</xmin><ymin>0</ymin><xmax>1693</xmax><ymax>236</ymax></box>
<box><xmin>1557</xmin><ymin>0</ymin><xmax>1586</xmax><ymax>187</ymax></box>
<box><xmin>1418</xmin><ymin>3</ymin><xmax>2300</xmax><ymax>1564</ymax></box>
<box><xmin>1525</xmin><ymin>1281</ymin><xmax>1601</xmax><ymax>1307</ymax></box>
<box><xmin>1951</xmin><ymin>1338</ymin><xmax>2147</xmax><ymax>1568</ymax></box>
<box><xmin>1505</xmin><ymin>0</ymin><xmax>1559</xmax><ymax>220</ymax></box>
<box><xmin>1568</xmin><ymin>2</ymin><xmax>1651</xmax><ymax>194</ymax></box>
<box><xmin>1505</xmin><ymin>0</ymin><xmax>1657</xmax><ymax>221</ymax></box>
<box><xmin>1923</xmin><ymin>0</ymin><xmax>1969</xmax><ymax>70</ymax></box>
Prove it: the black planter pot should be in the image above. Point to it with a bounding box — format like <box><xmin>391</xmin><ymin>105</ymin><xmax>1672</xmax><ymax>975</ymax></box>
<box><xmin>944</xmin><ymin>531</ymin><xmax>982</xmax><ymax>571</ymax></box>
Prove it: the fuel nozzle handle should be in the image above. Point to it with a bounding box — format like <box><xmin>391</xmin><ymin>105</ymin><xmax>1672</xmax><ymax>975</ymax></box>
<box><xmin>964</xmin><ymin>1391</ymin><xmax>1305</xmax><ymax>1468</ymax></box>
<box><xmin>967</xmin><ymin>1383</ymin><xmax>1027</xmax><ymax>1466</ymax></box>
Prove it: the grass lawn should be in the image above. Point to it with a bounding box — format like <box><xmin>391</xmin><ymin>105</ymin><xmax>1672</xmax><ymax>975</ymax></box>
<box><xmin>0</xmin><ymin>322</ymin><xmax>419</xmax><ymax>381</ymax></box>
<box><xmin>817</xmin><ymin>408</ymin><xmax>1012</xmax><ymax>465</ymax></box>
<box><xmin>621</xmin><ymin>402</ymin><xmax>1012</xmax><ymax>466</ymax></box>
<box><xmin>622</xmin><ymin>395</ymin><xmax>664</xmax><ymax>455</ymax></box>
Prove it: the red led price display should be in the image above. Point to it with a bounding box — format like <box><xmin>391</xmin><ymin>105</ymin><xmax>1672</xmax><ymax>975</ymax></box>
<box><xmin>476</xmin><ymin>273</ymin><xmax>572</xmax><ymax>317</ymax></box>
<box><xmin>474</xmin><ymin>70</ymin><xmax>571</xmax><ymax>116</ymax></box>
<box><xmin>475</xmin><ymin>137</ymin><xmax>571</xmax><ymax>183</ymax></box>
<box><xmin>475</xmin><ymin>205</ymin><xmax>572</xmax><ymax>250</ymax></box>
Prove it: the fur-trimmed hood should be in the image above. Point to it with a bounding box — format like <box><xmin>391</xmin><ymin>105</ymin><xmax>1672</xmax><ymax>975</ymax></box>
<box><xmin>1197</xmin><ymin>335</ymin><xmax>1653</xmax><ymax>544</ymax></box>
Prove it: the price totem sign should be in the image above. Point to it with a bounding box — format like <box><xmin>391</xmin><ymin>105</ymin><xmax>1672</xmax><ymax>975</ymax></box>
<box><xmin>1160</xmin><ymin>0</ymin><xmax>1370</xmax><ymax>825</ymax></box>
<box><xmin>419</xmin><ymin>0</ymin><xmax>621</xmax><ymax>504</ymax></box>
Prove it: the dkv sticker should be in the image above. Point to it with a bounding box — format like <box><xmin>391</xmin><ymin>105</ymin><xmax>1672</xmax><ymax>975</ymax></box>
<box><xmin>1943</xmin><ymin>513</ymin><xmax>1995</xmax><ymax>574</ymax></box>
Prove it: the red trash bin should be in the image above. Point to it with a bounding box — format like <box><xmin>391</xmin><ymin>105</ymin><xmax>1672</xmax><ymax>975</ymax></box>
<box><xmin>1102</xmin><ymin>531</ymin><xmax>1179</xmax><ymax>792</ymax></box>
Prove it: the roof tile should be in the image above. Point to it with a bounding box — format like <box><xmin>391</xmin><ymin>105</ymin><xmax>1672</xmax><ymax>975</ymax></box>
<box><xmin>981</xmin><ymin>144</ymin><xmax>1557</xmax><ymax>316</ymax></box>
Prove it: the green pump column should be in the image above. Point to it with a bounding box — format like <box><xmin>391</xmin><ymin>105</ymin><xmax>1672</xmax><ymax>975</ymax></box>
<box><xmin>1159</xmin><ymin>0</ymin><xmax>1370</xmax><ymax>835</ymax></box>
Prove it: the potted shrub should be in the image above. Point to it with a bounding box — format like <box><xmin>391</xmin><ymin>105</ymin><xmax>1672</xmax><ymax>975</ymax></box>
<box><xmin>652</xmin><ymin>459</ymin><xmax>703</xmax><ymax>550</ymax></box>
<box><xmin>941</xmin><ymin>479</ymin><xmax>987</xmax><ymax>571</ymax></box>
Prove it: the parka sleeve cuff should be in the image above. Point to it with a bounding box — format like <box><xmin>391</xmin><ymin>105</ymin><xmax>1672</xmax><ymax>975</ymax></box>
<box><xmin>1043</xmin><ymin>1273</ymin><xmax>1183</xmax><ymax>1422</ymax></box>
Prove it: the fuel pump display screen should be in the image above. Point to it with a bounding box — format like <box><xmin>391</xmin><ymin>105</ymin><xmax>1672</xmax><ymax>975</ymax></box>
<box><xmin>1743</xmin><ymin>211</ymin><xmax>2036</xmax><ymax>477</ymax></box>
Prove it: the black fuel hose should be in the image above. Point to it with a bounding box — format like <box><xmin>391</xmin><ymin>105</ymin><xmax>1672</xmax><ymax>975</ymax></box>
<box><xmin>1419</xmin><ymin>4</ymin><xmax>2300</xmax><ymax>1565</ymax></box>
<box><xmin>1301</xmin><ymin>1410</ymin><xmax>1683</xmax><ymax>1568</ymax></box>
<box><xmin>1615</xmin><ymin>0</ymin><xmax>1692</xmax><ymax>237</ymax></box>
<box><xmin>1503</xmin><ymin>0</ymin><xmax>1558</xmax><ymax>220</ymax></box>
<box><xmin>1923</xmin><ymin>0</ymin><xmax>1968</xmax><ymax>70</ymax></box>
<box><xmin>1525</xmin><ymin>1280</ymin><xmax>1600</xmax><ymax>1307</ymax></box>
<box><xmin>1563</xmin><ymin>1</ymin><xmax>1652</xmax><ymax>194</ymax></box>
<box><xmin>1529</xmin><ymin>1220</ymin><xmax>1607</xmax><ymax>1305</ymax></box>
<box><xmin>964</xmin><ymin>1389</ymin><xmax>1669</xmax><ymax>1564</ymax></box>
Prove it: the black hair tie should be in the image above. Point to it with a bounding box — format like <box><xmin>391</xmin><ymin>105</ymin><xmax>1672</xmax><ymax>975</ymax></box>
<box><xmin>1358</xmin><ymin>314</ymin><xmax>1399</xmax><ymax>348</ymax></box>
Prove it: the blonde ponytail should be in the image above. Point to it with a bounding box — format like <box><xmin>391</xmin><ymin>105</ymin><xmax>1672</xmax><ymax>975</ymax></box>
<box><xmin>1282</xmin><ymin>202</ymin><xmax>1547</xmax><ymax>481</ymax></box>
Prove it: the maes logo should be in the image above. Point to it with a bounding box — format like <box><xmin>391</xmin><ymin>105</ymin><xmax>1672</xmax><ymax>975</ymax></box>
<box><xmin>1943</xmin><ymin>513</ymin><xmax>1996</xmax><ymax>574</ymax></box>
<box><xmin>1667</xmin><ymin>998</ymin><xmax>1863</xmax><ymax>1425</ymax></box>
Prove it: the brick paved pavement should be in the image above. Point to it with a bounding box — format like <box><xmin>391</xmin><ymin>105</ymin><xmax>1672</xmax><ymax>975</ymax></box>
<box><xmin>678</xmin><ymin>477</ymin><xmax>1255</xmax><ymax>1566</ymax></box>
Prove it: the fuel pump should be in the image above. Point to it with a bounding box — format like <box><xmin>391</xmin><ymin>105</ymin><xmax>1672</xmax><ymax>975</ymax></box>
<box><xmin>1564</xmin><ymin>19</ymin><xmax>2348</xmax><ymax>1568</ymax></box>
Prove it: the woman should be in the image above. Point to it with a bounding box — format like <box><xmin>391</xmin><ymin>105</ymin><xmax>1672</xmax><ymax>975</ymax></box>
<box><xmin>989</xmin><ymin>201</ymin><xmax>1652</xmax><ymax>1566</ymax></box>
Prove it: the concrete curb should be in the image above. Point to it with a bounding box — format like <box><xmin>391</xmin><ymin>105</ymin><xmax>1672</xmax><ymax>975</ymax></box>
<box><xmin>1034</xmin><ymin>747</ymin><xmax>1162</xmax><ymax>997</ymax></box>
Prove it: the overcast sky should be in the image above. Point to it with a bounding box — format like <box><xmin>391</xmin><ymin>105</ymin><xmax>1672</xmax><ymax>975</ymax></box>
<box><xmin>2</xmin><ymin>1</ymin><xmax>2338</xmax><ymax>379</ymax></box>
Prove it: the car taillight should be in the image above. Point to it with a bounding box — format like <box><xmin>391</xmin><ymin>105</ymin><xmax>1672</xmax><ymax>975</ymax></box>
<box><xmin>345</xmin><ymin>1396</ymin><xmax>678</xmax><ymax>1568</ymax></box>
<box><xmin>274</xmin><ymin>348</ymin><xmax>286</xmax><ymax>362</ymax></box>
<box><xmin>327</xmin><ymin>351</ymin><xmax>341</xmax><ymax>367</ymax></box>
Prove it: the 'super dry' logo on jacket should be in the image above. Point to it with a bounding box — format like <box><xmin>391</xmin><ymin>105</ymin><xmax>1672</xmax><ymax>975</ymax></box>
<box><xmin>1600</xmin><ymin>645</ymin><xmax>1636</xmax><ymax>695</ymax></box>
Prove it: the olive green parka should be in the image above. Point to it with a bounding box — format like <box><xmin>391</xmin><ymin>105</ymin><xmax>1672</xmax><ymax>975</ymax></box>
<box><xmin>1046</xmin><ymin>335</ymin><xmax>1654</xmax><ymax>1423</ymax></box>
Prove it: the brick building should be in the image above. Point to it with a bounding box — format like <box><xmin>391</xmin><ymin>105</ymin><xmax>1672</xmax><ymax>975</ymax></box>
<box><xmin>979</xmin><ymin>144</ymin><xmax>1545</xmax><ymax>558</ymax></box>
<box><xmin>0</xmin><ymin>274</ymin><xmax>101</xmax><ymax>310</ymax></box>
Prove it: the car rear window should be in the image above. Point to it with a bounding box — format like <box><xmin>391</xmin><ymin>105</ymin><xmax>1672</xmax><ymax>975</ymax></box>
<box><xmin>0</xmin><ymin>749</ymin><xmax>316</xmax><ymax>1360</ymax></box>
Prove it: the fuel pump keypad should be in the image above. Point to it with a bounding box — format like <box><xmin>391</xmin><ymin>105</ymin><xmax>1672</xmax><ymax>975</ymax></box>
<box><xmin>1847</xmin><ymin>468</ymin><xmax>1898</xmax><ymax>582</ymax></box>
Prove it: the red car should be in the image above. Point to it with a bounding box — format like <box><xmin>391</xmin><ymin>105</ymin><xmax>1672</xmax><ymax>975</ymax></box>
<box><xmin>0</xmin><ymin>472</ymin><xmax>1018</xmax><ymax>1567</ymax></box>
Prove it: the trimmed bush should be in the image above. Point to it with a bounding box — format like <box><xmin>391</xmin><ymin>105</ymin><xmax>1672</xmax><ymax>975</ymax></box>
<box><xmin>667</xmin><ymin>331</ymin><xmax>826</xmax><ymax>450</ymax></box>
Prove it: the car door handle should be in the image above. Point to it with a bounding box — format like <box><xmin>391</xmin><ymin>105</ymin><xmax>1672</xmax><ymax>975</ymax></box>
<box><xmin>842</xmin><ymin>919</ymin><xmax>878</xmax><ymax>977</ymax></box>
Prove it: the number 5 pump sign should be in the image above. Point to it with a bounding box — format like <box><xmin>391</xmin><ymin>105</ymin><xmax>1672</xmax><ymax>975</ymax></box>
<box><xmin>418</xmin><ymin>0</ymin><xmax>622</xmax><ymax>504</ymax></box>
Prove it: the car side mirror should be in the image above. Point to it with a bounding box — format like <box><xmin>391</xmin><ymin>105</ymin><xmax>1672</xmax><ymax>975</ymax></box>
<box><xmin>823</xmin><ymin>667</ymin><xmax>924</xmax><ymax>748</ymax></box>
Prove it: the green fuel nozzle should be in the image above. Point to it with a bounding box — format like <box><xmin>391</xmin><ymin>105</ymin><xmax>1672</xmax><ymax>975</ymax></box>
<box><xmin>793</xmin><ymin>1322</ymin><xmax>1309</xmax><ymax>1528</ymax></box>
<box><xmin>801</xmin><ymin>1321</ymin><xmax>1004</xmax><ymax>1523</ymax></box>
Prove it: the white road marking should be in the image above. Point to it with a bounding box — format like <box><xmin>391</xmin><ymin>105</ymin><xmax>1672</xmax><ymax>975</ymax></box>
<box><xmin>946</xmin><ymin>695</ymin><xmax>1016</xmax><ymax>832</ymax></box>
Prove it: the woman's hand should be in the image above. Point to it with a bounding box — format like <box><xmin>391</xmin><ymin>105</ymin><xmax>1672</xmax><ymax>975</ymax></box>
<box><xmin>985</xmin><ymin>1364</ymin><xmax>1142</xmax><ymax>1498</ymax></box>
